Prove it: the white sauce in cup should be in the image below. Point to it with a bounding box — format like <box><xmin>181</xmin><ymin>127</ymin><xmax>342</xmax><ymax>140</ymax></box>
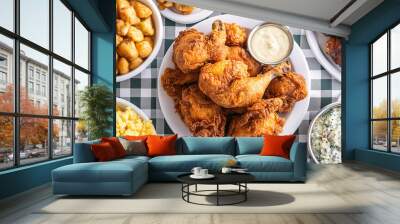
<box><xmin>248</xmin><ymin>24</ymin><xmax>293</xmax><ymax>64</ymax></box>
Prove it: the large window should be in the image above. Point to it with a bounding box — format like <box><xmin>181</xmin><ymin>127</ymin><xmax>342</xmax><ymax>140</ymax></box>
<box><xmin>370</xmin><ymin>22</ymin><xmax>400</xmax><ymax>153</ymax></box>
<box><xmin>0</xmin><ymin>0</ymin><xmax>91</xmax><ymax>170</ymax></box>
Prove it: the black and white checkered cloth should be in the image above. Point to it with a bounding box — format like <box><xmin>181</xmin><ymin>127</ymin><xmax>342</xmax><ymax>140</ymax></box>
<box><xmin>116</xmin><ymin>16</ymin><xmax>341</xmax><ymax>144</ymax></box>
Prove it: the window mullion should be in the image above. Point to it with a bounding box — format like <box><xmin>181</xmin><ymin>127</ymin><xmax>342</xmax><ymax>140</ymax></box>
<box><xmin>387</xmin><ymin>30</ymin><xmax>391</xmax><ymax>152</ymax></box>
<box><xmin>71</xmin><ymin>11</ymin><xmax>76</xmax><ymax>155</ymax></box>
<box><xmin>370</xmin><ymin>45</ymin><xmax>374</xmax><ymax>149</ymax></box>
<box><xmin>48</xmin><ymin>0</ymin><xmax>54</xmax><ymax>160</ymax></box>
<box><xmin>13</xmin><ymin>0</ymin><xmax>20</xmax><ymax>167</ymax></box>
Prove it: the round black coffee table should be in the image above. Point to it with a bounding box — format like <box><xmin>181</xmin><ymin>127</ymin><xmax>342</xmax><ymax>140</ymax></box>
<box><xmin>177</xmin><ymin>173</ymin><xmax>255</xmax><ymax>206</ymax></box>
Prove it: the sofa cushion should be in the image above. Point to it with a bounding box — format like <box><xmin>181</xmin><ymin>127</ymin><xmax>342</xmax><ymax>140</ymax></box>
<box><xmin>73</xmin><ymin>140</ymin><xmax>100</xmax><ymax>163</ymax></box>
<box><xmin>235</xmin><ymin>137</ymin><xmax>263</xmax><ymax>155</ymax></box>
<box><xmin>236</xmin><ymin>155</ymin><xmax>293</xmax><ymax>172</ymax></box>
<box><xmin>119</xmin><ymin>138</ymin><xmax>148</xmax><ymax>156</ymax></box>
<box><xmin>180</xmin><ymin>137</ymin><xmax>235</xmax><ymax>155</ymax></box>
<box><xmin>101</xmin><ymin>137</ymin><xmax>127</xmax><ymax>158</ymax></box>
<box><xmin>149</xmin><ymin>154</ymin><xmax>235</xmax><ymax>172</ymax></box>
<box><xmin>53</xmin><ymin>158</ymin><xmax>147</xmax><ymax>183</ymax></box>
<box><xmin>147</xmin><ymin>135</ymin><xmax>177</xmax><ymax>157</ymax></box>
<box><xmin>260</xmin><ymin>135</ymin><xmax>296</xmax><ymax>159</ymax></box>
<box><xmin>91</xmin><ymin>142</ymin><xmax>118</xmax><ymax>162</ymax></box>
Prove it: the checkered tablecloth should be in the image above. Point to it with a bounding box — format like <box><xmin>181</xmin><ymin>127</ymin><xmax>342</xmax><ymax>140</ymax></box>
<box><xmin>116</xmin><ymin>15</ymin><xmax>341</xmax><ymax>144</ymax></box>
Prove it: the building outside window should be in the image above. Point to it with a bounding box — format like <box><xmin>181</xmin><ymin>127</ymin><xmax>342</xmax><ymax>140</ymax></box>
<box><xmin>35</xmin><ymin>70</ymin><xmax>40</xmax><ymax>81</ymax></box>
<box><xmin>41</xmin><ymin>85</ymin><xmax>46</xmax><ymax>97</ymax></box>
<box><xmin>370</xmin><ymin>23</ymin><xmax>400</xmax><ymax>154</ymax></box>
<box><xmin>0</xmin><ymin>0</ymin><xmax>91</xmax><ymax>170</ymax></box>
<box><xmin>28</xmin><ymin>66</ymin><xmax>34</xmax><ymax>80</ymax></box>
<box><xmin>0</xmin><ymin>71</ymin><xmax>6</xmax><ymax>85</ymax></box>
<box><xmin>35</xmin><ymin>83</ymin><xmax>40</xmax><ymax>95</ymax></box>
<box><xmin>0</xmin><ymin>54</ymin><xmax>6</xmax><ymax>67</ymax></box>
<box><xmin>54</xmin><ymin>89</ymin><xmax>58</xmax><ymax>104</ymax></box>
<box><xmin>28</xmin><ymin>81</ymin><xmax>34</xmax><ymax>94</ymax></box>
<box><xmin>41</xmin><ymin>73</ymin><xmax>46</xmax><ymax>83</ymax></box>
<box><xmin>0</xmin><ymin>54</ymin><xmax>7</xmax><ymax>90</ymax></box>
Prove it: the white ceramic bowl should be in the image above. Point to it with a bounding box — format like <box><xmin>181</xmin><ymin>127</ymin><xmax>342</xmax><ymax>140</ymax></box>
<box><xmin>116</xmin><ymin>97</ymin><xmax>151</xmax><ymax>121</ymax></box>
<box><xmin>157</xmin><ymin>14</ymin><xmax>311</xmax><ymax>137</ymax></box>
<box><xmin>116</xmin><ymin>97</ymin><xmax>156</xmax><ymax>134</ymax></box>
<box><xmin>116</xmin><ymin>0</ymin><xmax>164</xmax><ymax>82</ymax></box>
<box><xmin>307</xmin><ymin>102</ymin><xmax>341</xmax><ymax>164</ymax></box>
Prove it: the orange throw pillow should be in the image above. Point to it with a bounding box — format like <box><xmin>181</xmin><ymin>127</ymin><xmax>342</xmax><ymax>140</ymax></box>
<box><xmin>101</xmin><ymin>137</ymin><xmax>126</xmax><ymax>158</ymax></box>
<box><xmin>260</xmin><ymin>134</ymin><xmax>296</xmax><ymax>159</ymax></box>
<box><xmin>146</xmin><ymin>135</ymin><xmax>177</xmax><ymax>157</ymax></box>
<box><xmin>91</xmin><ymin>142</ymin><xmax>117</xmax><ymax>162</ymax></box>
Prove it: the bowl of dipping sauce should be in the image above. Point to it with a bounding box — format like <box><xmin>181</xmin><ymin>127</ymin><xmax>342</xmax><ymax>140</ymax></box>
<box><xmin>247</xmin><ymin>22</ymin><xmax>294</xmax><ymax>65</ymax></box>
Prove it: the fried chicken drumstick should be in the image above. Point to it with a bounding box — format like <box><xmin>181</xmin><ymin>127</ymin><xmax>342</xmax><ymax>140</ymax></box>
<box><xmin>198</xmin><ymin>60</ymin><xmax>291</xmax><ymax>109</ymax></box>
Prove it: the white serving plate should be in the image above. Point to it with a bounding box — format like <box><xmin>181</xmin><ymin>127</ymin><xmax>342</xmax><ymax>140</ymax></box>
<box><xmin>155</xmin><ymin>1</ymin><xmax>213</xmax><ymax>24</ymax></box>
<box><xmin>305</xmin><ymin>30</ymin><xmax>341</xmax><ymax>82</ymax></box>
<box><xmin>157</xmin><ymin>14</ymin><xmax>311</xmax><ymax>137</ymax></box>
<box><xmin>116</xmin><ymin>0</ymin><xmax>164</xmax><ymax>82</ymax></box>
<box><xmin>116</xmin><ymin>97</ymin><xmax>151</xmax><ymax>121</ymax></box>
<box><xmin>190</xmin><ymin>174</ymin><xmax>215</xmax><ymax>179</ymax></box>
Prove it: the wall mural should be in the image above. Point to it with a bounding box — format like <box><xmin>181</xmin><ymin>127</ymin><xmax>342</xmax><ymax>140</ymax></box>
<box><xmin>115</xmin><ymin>3</ymin><xmax>342</xmax><ymax>164</ymax></box>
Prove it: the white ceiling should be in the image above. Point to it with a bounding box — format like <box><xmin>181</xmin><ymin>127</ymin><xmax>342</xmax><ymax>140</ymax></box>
<box><xmin>175</xmin><ymin>0</ymin><xmax>384</xmax><ymax>37</ymax></box>
<box><xmin>225</xmin><ymin>0</ymin><xmax>353</xmax><ymax>21</ymax></box>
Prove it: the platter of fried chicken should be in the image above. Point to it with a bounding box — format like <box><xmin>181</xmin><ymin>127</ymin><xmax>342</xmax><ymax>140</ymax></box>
<box><xmin>158</xmin><ymin>14</ymin><xmax>310</xmax><ymax>137</ymax></box>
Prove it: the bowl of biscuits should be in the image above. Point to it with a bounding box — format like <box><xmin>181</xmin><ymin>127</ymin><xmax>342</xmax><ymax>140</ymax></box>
<box><xmin>116</xmin><ymin>0</ymin><xmax>163</xmax><ymax>82</ymax></box>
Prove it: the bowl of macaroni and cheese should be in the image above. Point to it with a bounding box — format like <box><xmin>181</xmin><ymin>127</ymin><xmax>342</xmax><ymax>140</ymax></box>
<box><xmin>116</xmin><ymin>97</ymin><xmax>156</xmax><ymax>137</ymax></box>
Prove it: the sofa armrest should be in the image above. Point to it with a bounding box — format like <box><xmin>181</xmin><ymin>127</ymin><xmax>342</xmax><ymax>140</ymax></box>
<box><xmin>289</xmin><ymin>142</ymin><xmax>307</xmax><ymax>182</ymax></box>
<box><xmin>73</xmin><ymin>140</ymin><xmax>100</xmax><ymax>163</ymax></box>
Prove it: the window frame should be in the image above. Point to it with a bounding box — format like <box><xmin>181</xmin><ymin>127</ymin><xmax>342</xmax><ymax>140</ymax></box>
<box><xmin>370</xmin><ymin>20</ymin><xmax>400</xmax><ymax>154</ymax></box>
<box><xmin>0</xmin><ymin>0</ymin><xmax>92</xmax><ymax>171</ymax></box>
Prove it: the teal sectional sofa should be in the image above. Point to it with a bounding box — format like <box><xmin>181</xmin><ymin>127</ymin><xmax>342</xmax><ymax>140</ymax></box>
<box><xmin>52</xmin><ymin>137</ymin><xmax>307</xmax><ymax>196</ymax></box>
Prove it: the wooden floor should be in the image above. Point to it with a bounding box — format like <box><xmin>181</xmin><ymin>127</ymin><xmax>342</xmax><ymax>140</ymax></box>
<box><xmin>1</xmin><ymin>162</ymin><xmax>400</xmax><ymax>224</ymax></box>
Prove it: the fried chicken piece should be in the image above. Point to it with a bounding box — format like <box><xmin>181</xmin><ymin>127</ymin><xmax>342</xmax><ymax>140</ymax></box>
<box><xmin>208</xmin><ymin>20</ymin><xmax>230</xmax><ymax>62</ymax></box>
<box><xmin>227</xmin><ymin>46</ymin><xmax>261</xmax><ymax>76</ymax></box>
<box><xmin>264</xmin><ymin>72</ymin><xmax>308</xmax><ymax>112</ymax></box>
<box><xmin>262</xmin><ymin>60</ymin><xmax>292</xmax><ymax>74</ymax></box>
<box><xmin>173</xmin><ymin>29</ymin><xmax>208</xmax><ymax>73</ymax></box>
<box><xmin>198</xmin><ymin>59</ymin><xmax>290</xmax><ymax>108</ymax></box>
<box><xmin>156</xmin><ymin>0</ymin><xmax>173</xmax><ymax>10</ymax></box>
<box><xmin>161</xmin><ymin>68</ymin><xmax>199</xmax><ymax>100</ymax></box>
<box><xmin>227</xmin><ymin>98</ymin><xmax>285</xmax><ymax>137</ymax></box>
<box><xmin>173</xmin><ymin>20</ymin><xmax>228</xmax><ymax>73</ymax></box>
<box><xmin>277</xmin><ymin>96</ymin><xmax>297</xmax><ymax>113</ymax></box>
<box><xmin>224</xmin><ymin>22</ymin><xmax>247</xmax><ymax>46</ymax></box>
<box><xmin>325</xmin><ymin>36</ymin><xmax>342</xmax><ymax>66</ymax></box>
<box><xmin>178</xmin><ymin>85</ymin><xmax>226</xmax><ymax>137</ymax></box>
<box><xmin>173</xmin><ymin>3</ymin><xmax>195</xmax><ymax>15</ymax></box>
